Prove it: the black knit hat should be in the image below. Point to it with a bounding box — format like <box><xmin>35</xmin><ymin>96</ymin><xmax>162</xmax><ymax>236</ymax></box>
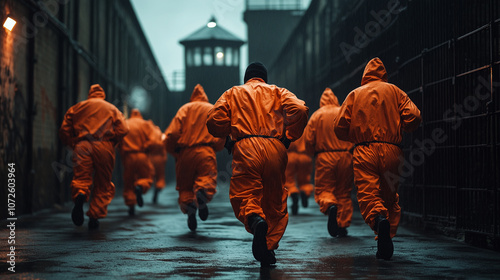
<box><xmin>244</xmin><ymin>62</ymin><xmax>268</xmax><ymax>83</ymax></box>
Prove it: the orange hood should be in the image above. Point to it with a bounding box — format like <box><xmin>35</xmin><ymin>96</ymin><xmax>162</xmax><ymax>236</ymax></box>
<box><xmin>319</xmin><ymin>87</ymin><xmax>339</xmax><ymax>108</ymax></box>
<box><xmin>88</xmin><ymin>84</ymin><xmax>106</xmax><ymax>99</ymax></box>
<box><xmin>190</xmin><ymin>84</ymin><xmax>209</xmax><ymax>102</ymax></box>
<box><xmin>130</xmin><ymin>108</ymin><xmax>143</xmax><ymax>119</ymax></box>
<box><xmin>361</xmin><ymin>57</ymin><xmax>388</xmax><ymax>86</ymax></box>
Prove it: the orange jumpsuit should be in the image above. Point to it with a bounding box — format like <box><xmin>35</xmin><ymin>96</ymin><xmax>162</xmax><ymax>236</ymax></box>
<box><xmin>284</xmin><ymin>136</ymin><xmax>314</xmax><ymax>196</ymax></box>
<box><xmin>59</xmin><ymin>84</ymin><xmax>128</xmax><ymax>219</ymax></box>
<box><xmin>304</xmin><ymin>88</ymin><xmax>354</xmax><ymax>228</ymax></box>
<box><xmin>207</xmin><ymin>78</ymin><xmax>309</xmax><ymax>250</ymax></box>
<box><xmin>334</xmin><ymin>58</ymin><xmax>421</xmax><ymax>238</ymax></box>
<box><xmin>148</xmin><ymin>125</ymin><xmax>167</xmax><ymax>190</ymax></box>
<box><xmin>165</xmin><ymin>84</ymin><xmax>224</xmax><ymax>214</ymax></box>
<box><xmin>120</xmin><ymin>109</ymin><xmax>156</xmax><ymax>207</ymax></box>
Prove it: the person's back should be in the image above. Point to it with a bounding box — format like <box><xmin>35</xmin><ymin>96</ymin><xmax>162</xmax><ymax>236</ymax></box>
<box><xmin>307</xmin><ymin>88</ymin><xmax>352</xmax><ymax>154</ymax></box>
<box><xmin>59</xmin><ymin>84</ymin><xmax>128</xmax><ymax>230</ymax></box>
<box><xmin>333</xmin><ymin>57</ymin><xmax>421</xmax><ymax>261</ymax></box>
<box><xmin>207</xmin><ymin>62</ymin><xmax>309</xmax><ymax>267</ymax></box>
<box><xmin>334</xmin><ymin>58</ymin><xmax>420</xmax><ymax>144</ymax></box>
<box><xmin>121</xmin><ymin>110</ymin><xmax>155</xmax><ymax>153</ymax></box>
<box><xmin>208</xmin><ymin>80</ymin><xmax>307</xmax><ymax>141</ymax></box>
<box><xmin>165</xmin><ymin>84</ymin><xmax>222</xmax><ymax>154</ymax></box>
<box><xmin>165</xmin><ymin>84</ymin><xmax>224</xmax><ymax>232</ymax></box>
<box><xmin>60</xmin><ymin>85</ymin><xmax>128</xmax><ymax>146</ymax></box>
<box><xmin>304</xmin><ymin>88</ymin><xmax>354</xmax><ymax>237</ymax></box>
<box><xmin>120</xmin><ymin>109</ymin><xmax>155</xmax><ymax>215</ymax></box>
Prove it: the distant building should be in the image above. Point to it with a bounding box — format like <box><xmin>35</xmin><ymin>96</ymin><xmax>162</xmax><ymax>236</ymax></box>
<box><xmin>180</xmin><ymin>17</ymin><xmax>245</xmax><ymax>103</ymax></box>
<box><xmin>244</xmin><ymin>0</ymin><xmax>307</xmax><ymax>68</ymax></box>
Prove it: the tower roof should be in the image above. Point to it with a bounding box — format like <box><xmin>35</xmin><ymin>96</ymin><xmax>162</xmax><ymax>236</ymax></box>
<box><xmin>180</xmin><ymin>17</ymin><xmax>245</xmax><ymax>45</ymax></box>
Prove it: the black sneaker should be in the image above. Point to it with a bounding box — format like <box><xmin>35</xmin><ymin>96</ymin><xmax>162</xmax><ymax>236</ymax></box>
<box><xmin>375</xmin><ymin>215</ymin><xmax>393</xmax><ymax>260</ymax></box>
<box><xmin>249</xmin><ymin>214</ymin><xmax>276</xmax><ymax>265</ymax></box>
<box><xmin>300</xmin><ymin>191</ymin><xmax>309</xmax><ymax>208</ymax></box>
<box><xmin>88</xmin><ymin>218</ymin><xmax>99</xmax><ymax>230</ymax></box>
<box><xmin>327</xmin><ymin>205</ymin><xmax>339</xmax><ymax>237</ymax></box>
<box><xmin>152</xmin><ymin>188</ymin><xmax>160</xmax><ymax>204</ymax></box>
<box><xmin>187</xmin><ymin>203</ymin><xmax>197</xmax><ymax>231</ymax></box>
<box><xmin>71</xmin><ymin>194</ymin><xmax>85</xmax><ymax>226</ymax></box>
<box><xmin>128</xmin><ymin>205</ymin><xmax>135</xmax><ymax>216</ymax></box>
<box><xmin>135</xmin><ymin>186</ymin><xmax>143</xmax><ymax>207</ymax></box>
<box><xmin>291</xmin><ymin>193</ymin><xmax>299</xmax><ymax>215</ymax></box>
<box><xmin>337</xmin><ymin>227</ymin><xmax>348</xmax><ymax>237</ymax></box>
<box><xmin>197</xmin><ymin>190</ymin><xmax>209</xmax><ymax>221</ymax></box>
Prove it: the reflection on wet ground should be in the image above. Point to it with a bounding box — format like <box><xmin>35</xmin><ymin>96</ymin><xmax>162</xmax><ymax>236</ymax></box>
<box><xmin>1</xmin><ymin>183</ymin><xmax>500</xmax><ymax>279</ymax></box>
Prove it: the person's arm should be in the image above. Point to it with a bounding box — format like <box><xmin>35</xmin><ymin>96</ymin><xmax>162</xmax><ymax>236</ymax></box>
<box><xmin>399</xmin><ymin>89</ymin><xmax>422</xmax><ymax>132</ymax></box>
<box><xmin>303</xmin><ymin>116</ymin><xmax>316</xmax><ymax>156</ymax></box>
<box><xmin>59</xmin><ymin>108</ymin><xmax>75</xmax><ymax>148</ymax></box>
<box><xmin>112</xmin><ymin>108</ymin><xmax>129</xmax><ymax>145</ymax></box>
<box><xmin>207</xmin><ymin>91</ymin><xmax>231</xmax><ymax>139</ymax></box>
<box><xmin>280</xmin><ymin>88</ymin><xmax>309</xmax><ymax>141</ymax></box>
<box><xmin>333</xmin><ymin>91</ymin><xmax>354</xmax><ymax>142</ymax></box>
<box><xmin>165</xmin><ymin>108</ymin><xmax>185</xmax><ymax>155</ymax></box>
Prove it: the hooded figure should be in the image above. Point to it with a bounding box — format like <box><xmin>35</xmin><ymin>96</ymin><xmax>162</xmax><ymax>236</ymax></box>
<box><xmin>284</xmin><ymin>134</ymin><xmax>314</xmax><ymax>215</ymax></box>
<box><xmin>333</xmin><ymin>58</ymin><xmax>421</xmax><ymax>260</ymax></box>
<box><xmin>207</xmin><ymin>62</ymin><xmax>309</xmax><ymax>266</ymax></box>
<box><xmin>304</xmin><ymin>88</ymin><xmax>354</xmax><ymax>237</ymax></box>
<box><xmin>165</xmin><ymin>84</ymin><xmax>224</xmax><ymax>231</ymax></box>
<box><xmin>59</xmin><ymin>84</ymin><xmax>129</xmax><ymax>229</ymax></box>
<box><xmin>120</xmin><ymin>108</ymin><xmax>156</xmax><ymax>215</ymax></box>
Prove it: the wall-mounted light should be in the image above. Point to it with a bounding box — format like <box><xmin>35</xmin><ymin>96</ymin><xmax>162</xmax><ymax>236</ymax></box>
<box><xmin>3</xmin><ymin>15</ymin><xmax>16</xmax><ymax>31</ymax></box>
<box><xmin>216</xmin><ymin>52</ymin><xmax>224</xmax><ymax>59</ymax></box>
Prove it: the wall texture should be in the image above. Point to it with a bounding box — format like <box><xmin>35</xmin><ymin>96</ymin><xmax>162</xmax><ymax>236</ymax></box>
<box><xmin>0</xmin><ymin>0</ymin><xmax>171</xmax><ymax>219</ymax></box>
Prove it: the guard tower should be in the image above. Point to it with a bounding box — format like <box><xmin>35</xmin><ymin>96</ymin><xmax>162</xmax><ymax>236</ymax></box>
<box><xmin>180</xmin><ymin>17</ymin><xmax>245</xmax><ymax>103</ymax></box>
<box><xmin>244</xmin><ymin>0</ymin><xmax>306</xmax><ymax>68</ymax></box>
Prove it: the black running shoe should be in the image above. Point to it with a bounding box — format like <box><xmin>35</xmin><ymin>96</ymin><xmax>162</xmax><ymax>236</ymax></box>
<box><xmin>197</xmin><ymin>190</ymin><xmax>209</xmax><ymax>221</ymax></box>
<box><xmin>375</xmin><ymin>216</ymin><xmax>393</xmax><ymax>260</ymax></box>
<box><xmin>187</xmin><ymin>203</ymin><xmax>197</xmax><ymax>231</ymax></box>
<box><xmin>327</xmin><ymin>205</ymin><xmax>339</xmax><ymax>237</ymax></box>
<box><xmin>135</xmin><ymin>186</ymin><xmax>143</xmax><ymax>207</ymax></box>
<box><xmin>71</xmin><ymin>194</ymin><xmax>85</xmax><ymax>226</ymax></box>
<box><xmin>128</xmin><ymin>205</ymin><xmax>135</xmax><ymax>216</ymax></box>
<box><xmin>291</xmin><ymin>193</ymin><xmax>299</xmax><ymax>215</ymax></box>
<box><xmin>300</xmin><ymin>191</ymin><xmax>309</xmax><ymax>208</ymax></box>
<box><xmin>88</xmin><ymin>218</ymin><xmax>99</xmax><ymax>230</ymax></box>
<box><xmin>337</xmin><ymin>227</ymin><xmax>348</xmax><ymax>237</ymax></box>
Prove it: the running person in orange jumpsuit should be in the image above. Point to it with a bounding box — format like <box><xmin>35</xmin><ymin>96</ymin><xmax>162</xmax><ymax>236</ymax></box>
<box><xmin>165</xmin><ymin>84</ymin><xmax>224</xmax><ymax>232</ymax></box>
<box><xmin>59</xmin><ymin>84</ymin><xmax>129</xmax><ymax>230</ymax></box>
<box><xmin>148</xmin><ymin>124</ymin><xmax>167</xmax><ymax>203</ymax></box>
<box><xmin>304</xmin><ymin>88</ymin><xmax>354</xmax><ymax>237</ymax></box>
<box><xmin>284</xmin><ymin>135</ymin><xmax>314</xmax><ymax>215</ymax></box>
<box><xmin>334</xmin><ymin>58</ymin><xmax>421</xmax><ymax>260</ymax></box>
<box><xmin>207</xmin><ymin>62</ymin><xmax>309</xmax><ymax>266</ymax></box>
<box><xmin>119</xmin><ymin>109</ymin><xmax>156</xmax><ymax>216</ymax></box>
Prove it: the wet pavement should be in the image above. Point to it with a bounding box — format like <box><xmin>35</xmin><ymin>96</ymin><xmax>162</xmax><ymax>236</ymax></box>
<box><xmin>1</xmin><ymin>182</ymin><xmax>500</xmax><ymax>280</ymax></box>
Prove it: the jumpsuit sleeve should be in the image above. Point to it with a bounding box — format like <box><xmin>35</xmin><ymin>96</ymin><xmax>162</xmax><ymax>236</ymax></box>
<box><xmin>211</xmin><ymin>136</ymin><xmax>226</xmax><ymax>152</ymax></box>
<box><xmin>165</xmin><ymin>109</ymin><xmax>184</xmax><ymax>155</ymax></box>
<box><xmin>333</xmin><ymin>91</ymin><xmax>354</xmax><ymax>142</ymax></box>
<box><xmin>303</xmin><ymin>119</ymin><xmax>316</xmax><ymax>156</ymax></box>
<box><xmin>206</xmin><ymin>91</ymin><xmax>231</xmax><ymax>138</ymax></box>
<box><xmin>59</xmin><ymin>107</ymin><xmax>75</xmax><ymax>148</ymax></box>
<box><xmin>399</xmin><ymin>89</ymin><xmax>422</xmax><ymax>133</ymax></box>
<box><xmin>112</xmin><ymin>109</ymin><xmax>129</xmax><ymax>144</ymax></box>
<box><xmin>280</xmin><ymin>88</ymin><xmax>309</xmax><ymax>141</ymax></box>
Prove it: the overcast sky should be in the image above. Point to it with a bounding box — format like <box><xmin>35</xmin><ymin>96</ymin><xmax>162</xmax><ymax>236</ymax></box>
<box><xmin>130</xmin><ymin>0</ymin><xmax>248</xmax><ymax>91</ymax></box>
